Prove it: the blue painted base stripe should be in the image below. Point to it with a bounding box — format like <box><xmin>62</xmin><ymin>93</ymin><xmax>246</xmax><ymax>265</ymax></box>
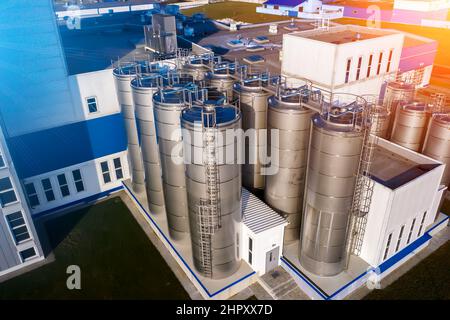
<box><xmin>33</xmin><ymin>186</ymin><xmax>123</xmax><ymax>219</ymax></box>
<box><xmin>283</xmin><ymin>214</ymin><xmax>449</xmax><ymax>300</ymax></box>
<box><xmin>122</xmin><ymin>182</ymin><xmax>255</xmax><ymax>298</ymax></box>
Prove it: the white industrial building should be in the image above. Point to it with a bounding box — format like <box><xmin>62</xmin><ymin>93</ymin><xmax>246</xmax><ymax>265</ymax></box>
<box><xmin>0</xmin><ymin>0</ymin><xmax>448</xmax><ymax>301</ymax></box>
<box><xmin>281</xmin><ymin>25</ymin><xmax>404</xmax><ymax>97</ymax></box>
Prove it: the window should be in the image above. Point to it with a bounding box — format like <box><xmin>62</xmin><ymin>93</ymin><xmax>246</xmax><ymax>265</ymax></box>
<box><xmin>6</xmin><ymin>211</ymin><xmax>30</xmax><ymax>244</ymax></box>
<box><xmin>0</xmin><ymin>152</ymin><xmax>5</xmax><ymax>168</ymax></box>
<box><xmin>236</xmin><ymin>233</ymin><xmax>240</xmax><ymax>259</ymax></box>
<box><xmin>274</xmin><ymin>5</ymin><xmax>279</xmax><ymax>10</ymax></box>
<box><xmin>19</xmin><ymin>247</ymin><xmax>36</xmax><ymax>262</ymax></box>
<box><xmin>356</xmin><ymin>56</ymin><xmax>362</xmax><ymax>81</ymax></box>
<box><xmin>113</xmin><ymin>158</ymin><xmax>123</xmax><ymax>180</ymax></box>
<box><xmin>57</xmin><ymin>174</ymin><xmax>70</xmax><ymax>197</ymax></box>
<box><xmin>0</xmin><ymin>177</ymin><xmax>18</xmax><ymax>207</ymax></box>
<box><xmin>72</xmin><ymin>169</ymin><xmax>85</xmax><ymax>192</ymax></box>
<box><xmin>417</xmin><ymin>211</ymin><xmax>427</xmax><ymax>237</ymax></box>
<box><xmin>407</xmin><ymin>218</ymin><xmax>416</xmax><ymax>244</ymax></box>
<box><xmin>395</xmin><ymin>225</ymin><xmax>405</xmax><ymax>252</ymax></box>
<box><xmin>24</xmin><ymin>182</ymin><xmax>40</xmax><ymax>207</ymax></box>
<box><xmin>376</xmin><ymin>52</ymin><xmax>383</xmax><ymax>75</ymax></box>
<box><xmin>100</xmin><ymin>161</ymin><xmax>111</xmax><ymax>184</ymax></box>
<box><xmin>366</xmin><ymin>54</ymin><xmax>373</xmax><ymax>77</ymax></box>
<box><xmin>248</xmin><ymin>237</ymin><xmax>253</xmax><ymax>265</ymax></box>
<box><xmin>345</xmin><ymin>58</ymin><xmax>352</xmax><ymax>83</ymax></box>
<box><xmin>386</xmin><ymin>49</ymin><xmax>393</xmax><ymax>72</ymax></box>
<box><xmin>86</xmin><ymin>97</ymin><xmax>98</xmax><ymax>113</ymax></box>
<box><xmin>41</xmin><ymin>178</ymin><xmax>55</xmax><ymax>202</ymax></box>
<box><xmin>383</xmin><ymin>233</ymin><xmax>392</xmax><ymax>260</ymax></box>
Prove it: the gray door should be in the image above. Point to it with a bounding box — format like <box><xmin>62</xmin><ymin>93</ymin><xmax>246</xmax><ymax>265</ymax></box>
<box><xmin>265</xmin><ymin>246</ymin><xmax>279</xmax><ymax>273</ymax></box>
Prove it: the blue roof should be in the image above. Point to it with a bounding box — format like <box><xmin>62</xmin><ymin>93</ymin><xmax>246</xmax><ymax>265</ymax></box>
<box><xmin>7</xmin><ymin>113</ymin><xmax>127</xmax><ymax>179</ymax></box>
<box><xmin>264</xmin><ymin>0</ymin><xmax>304</xmax><ymax>7</ymax></box>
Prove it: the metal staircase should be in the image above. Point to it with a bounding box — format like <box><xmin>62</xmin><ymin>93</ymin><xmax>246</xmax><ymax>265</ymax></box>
<box><xmin>197</xmin><ymin>107</ymin><xmax>222</xmax><ymax>277</ymax></box>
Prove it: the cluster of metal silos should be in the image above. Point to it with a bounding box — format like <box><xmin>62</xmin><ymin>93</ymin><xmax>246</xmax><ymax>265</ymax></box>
<box><xmin>113</xmin><ymin>54</ymin><xmax>244</xmax><ymax>279</ymax></box>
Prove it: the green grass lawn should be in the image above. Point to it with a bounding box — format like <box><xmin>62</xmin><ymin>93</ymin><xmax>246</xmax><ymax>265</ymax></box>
<box><xmin>364</xmin><ymin>241</ymin><xmax>450</xmax><ymax>300</ymax></box>
<box><xmin>181</xmin><ymin>1</ymin><xmax>286</xmax><ymax>24</ymax></box>
<box><xmin>0</xmin><ymin>197</ymin><xmax>189</xmax><ymax>300</ymax></box>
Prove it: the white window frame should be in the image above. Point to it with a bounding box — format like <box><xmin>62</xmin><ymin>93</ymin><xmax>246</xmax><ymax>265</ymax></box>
<box><xmin>248</xmin><ymin>237</ymin><xmax>253</xmax><ymax>265</ymax></box>
<box><xmin>72</xmin><ymin>169</ymin><xmax>85</xmax><ymax>193</ymax></box>
<box><xmin>86</xmin><ymin>96</ymin><xmax>99</xmax><ymax>114</ymax></box>
<box><xmin>24</xmin><ymin>182</ymin><xmax>40</xmax><ymax>208</ymax></box>
<box><xmin>407</xmin><ymin>218</ymin><xmax>416</xmax><ymax>245</ymax></box>
<box><xmin>376</xmin><ymin>51</ymin><xmax>384</xmax><ymax>75</ymax></box>
<box><xmin>367</xmin><ymin>53</ymin><xmax>374</xmax><ymax>78</ymax></box>
<box><xmin>417</xmin><ymin>211</ymin><xmax>427</xmax><ymax>237</ymax></box>
<box><xmin>41</xmin><ymin>177</ymin><xmax>56</xmax><ymax>202</ymax></box>
<box><xmin>18</xmin><ymin>246</ymin><xmax>37</xmax><ymax>263</ymax></box>
<box><xmin>0</xmin><ymin>176</ymin><xmax>19</xmax><ymax>207</ymax></box>
<box><xmin>344</xmin><ymin>57</ymin><xmax>352</xmax><ymax>84</ymax></box>
<box><xmin>356</xmin><ymin>56</ymin><xmax>363</xmax><ymax>81</ymax></box>
<box><xmin>100</xmin><ymin>161</ymin><xmax>112</xmax><ymax>184</ymax></box>
<box><xmin>383</xmin><ymin>233</ymin><xmax>392</xmax><ymax>261</ymax></box>
<box><xmin>5</xmin><ymin>211</ymin><xmax>31</xmax><ymax>245</ymax></box>
<box><xmin>0</xmin><ymin>151</ymin><xmax>6</xmax><ymax>169</ymax></box>
<box><xmin>113</xmin><ymin>157</ymin><xmax>124</xmax><ymax>180</ymax></box>
<box><xmin>57</xmin><ymin>173</ymin><xmax>71</xmax><ymax>198</ymax></box>
<box><xmin>395</xmin><ymin>225</ymin><xmax>405</xmax><ymax>252</ymax></box>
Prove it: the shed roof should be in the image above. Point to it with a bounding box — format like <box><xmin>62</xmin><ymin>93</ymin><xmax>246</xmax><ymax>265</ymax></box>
<box><xmin>242</xmin><ymin>188</ymin><xmax>288</xmax><ymax>234</ymax></box>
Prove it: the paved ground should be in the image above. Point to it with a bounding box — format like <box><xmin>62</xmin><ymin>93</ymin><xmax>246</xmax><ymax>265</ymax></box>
<box><xmin>258</xmin><ymin>266</ymin><xmax>310</xmax><ymax>300</ymax></box>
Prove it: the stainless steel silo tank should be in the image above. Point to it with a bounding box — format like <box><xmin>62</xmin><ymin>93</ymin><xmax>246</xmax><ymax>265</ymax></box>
<box><xmin>422</xmin><ymin>114</ymin><xmax>450</xmax><ymax>186</ymax></box>
<box><xmin>299</xmin><ymin>110</ymin><xmax>364</xmax><ymax>276</ymax></box>
<box><xmin>205</xmin><ymin>63</ymin><xmax>236</xmax><ymax>102</ymax></box>
<box><xmin>181</xmin><ymin>103</ymin><xmax>242</xmax><ymax>279</ymax></box>
<box><xmin>233</xmin><ymin>77</ymin><xmax>271</xmax><ymax>189</ymax></box>
<box><xmin>265</xmin><ymin>91</ymin><xmax>313</xmax><ymax>243</ymax></box>
<box><xmin>390</xmin><ymin>101</ymin><xmax>432</xmax><ymax>152</ymax></box>
<box><xmin>131</xmin><ymin>73</ymin><xmax>165</xmax><ymax>215</ymax></box>
<box><xmin>370</xmin><ymin>105</ymin><xmax>391</xmax><ymax>139</ymax></box>
<box><xmin>113</xmin><ymin>62</ymin><xmax>146</xmax><ymax>193</ymax></box>
<box><xmin>182</xmin><ymin>56</ymin><xmax>210</xmax><ymax>82</ymax></box>
<box><xmin>383</xmin><ymin>81</ymin><xmax>415</xmax><ymax>138</ymax></box>
<box><xmin>153</xmin><ymin>87</ymin><xmax>190</xmax><ymax>240</ymax></box>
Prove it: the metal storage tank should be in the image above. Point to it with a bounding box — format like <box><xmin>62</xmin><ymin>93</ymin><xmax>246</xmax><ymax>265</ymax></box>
<box><xmin>299</xmin><ymin>107</ymin><xmax>364</xmax><ymax>276</ymax></box>
<box><xmin>205</xmin><ymin>63</ymin><xmax>236</xmax><ymax>102</ymax></box>
<box><xmin>153</xmin><ymin>87</ymin><xmax>190</xmax><ymax>240</ymax></box>
<box><xmin>131</xmin><ymin>73</ymin><xmax>166</xmax><ymax>215</ymax></box>
<box><xmin>233</xmin><ymin>76</ymin><xmax>271</xmax><ymax>189</ymax></box>
<box><xmin>422</xmin><ymin>114</ymin><xmax>450</xmax><ymax>186</ymax></box>
<box><xmin>370</xmin><ymin>105</ymin><xmax>391</xmax><ymax>139</ymax></box>
<box><xmin>390</xmin><ymin>101</ymin><xmax>432</xmax><ymax>152</ymax></box>
<box><xmin>383</xmin><ymin>81</ymin><xmax>415</xmax><ymax>113</ymax></box>
<box><xmin>265</xmin><ymin>89</ymin><xmax>313</xmax><ymax>243</ymax></box>
<box><xmin>182</xmin><ymin>56</ymin><xmax>211</xmax><ymax>82</ymax></box>
<box><xmin>181</xmin><ymin>103</ymin><xmax>242</xmax><ymax>279</ymax></box>
<box><xmin>383</xmin><ymin>81</ymin><xmax>415</xmax><ymax>138</ymax></box>
<box><xmin>113</xmin><ymin>62</ymin><xmax>146</xmax><ymax>193</ymax></box>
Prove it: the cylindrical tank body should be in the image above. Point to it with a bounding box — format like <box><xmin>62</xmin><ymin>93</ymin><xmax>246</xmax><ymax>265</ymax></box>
<box><xmin>391</xmin><ymin>102</ymin><xmax>431</xmax><ymax>152</ymax></box>
<box><xmin>383</xmin><ymin>81</ymin><xmax>415</xmax><ymax>112</ymax></box>
<box><xmin>131</xmin><ymin>74</ymin><xmax>165</xmax><ymax>215</ymax></box>
<box><xmin>182</xmin><ymin>57</ymin><xmax>210</xmax><ymax>82</ymax></box>
<box><xmin>206</xmin><ymin>64</ymin><xmax>236</xmax><ymax>102</ymax></box>
<box><xmin>383</xmin><ymin>81</ymin><xmax>415</xmax><ymax>138</ymax></box>
<box><xmin>299</xmin><ymin>112</ymin><xmax>363</xmax><ymax>276</ymax></box>
<box><xmin>423</xmin><ymin>114</ymin><xmax>450</xmax><ymax>186</ymax></box>
<box><xmin>234</xmin><ymin>80</ymin><xmax>270</xmax><ymax>189</ymax></box>
<box><xmin>181</xmin><ymin>104</ymin><xmax>242</xmax><ymax>279</ymax></box>
<box><xmin>265</xmin><ymin>94</ymin><xmax>313</xmax><ymax>243</ymax></box>
<box><xmin>153</xmin><ymin>88</ymin><xmax>189</xmax><ymax>240</ymax></box>
<box><xmin>113</xmin><ymin>63</ymin><xmax>146</xmax><ymax>193</ymax></box>
<box><xmin>370</xmin><ymin>105</ymin><xmax>391</xmax><ymax>139</ymax></box>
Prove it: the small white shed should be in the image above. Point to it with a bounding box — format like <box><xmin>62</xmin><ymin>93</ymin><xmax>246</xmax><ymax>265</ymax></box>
<box><xmin>241</xmin><ymin>188</ymin><xmax>288</xmax><ymax>276</ymax></box>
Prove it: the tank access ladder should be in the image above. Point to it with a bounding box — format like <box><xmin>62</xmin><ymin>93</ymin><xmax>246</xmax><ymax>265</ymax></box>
<box><xmin>197</xmin><ymin>107</ymin><xmax>222</xmax><ymax>277</ymax></box>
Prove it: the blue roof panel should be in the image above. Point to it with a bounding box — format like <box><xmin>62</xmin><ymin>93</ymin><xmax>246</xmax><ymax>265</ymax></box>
<box><xmin>264</xmin><ymin>0</ymin><xmax>304</xmax><ymax>7</ymax></box>
<box><xmin>7</xmin><ymin>113</ymin><xmax>127</xmax><ymax>179</ymax></box>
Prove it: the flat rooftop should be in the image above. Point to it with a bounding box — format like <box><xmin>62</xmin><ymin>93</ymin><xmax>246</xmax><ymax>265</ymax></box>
<box><xmin>196</xmin><ymin>20</ymin><xmax>318</xmax><ymax>74</ymax></box>
<box><xmin>289</xmin><ymin>24</ymin><xmax>399</xmax><ymax>45</ymax></box>
<box><xmin>369</xmin><ymin>143</ymin><xmax>440</xmax><ymax>190</ymax></box>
